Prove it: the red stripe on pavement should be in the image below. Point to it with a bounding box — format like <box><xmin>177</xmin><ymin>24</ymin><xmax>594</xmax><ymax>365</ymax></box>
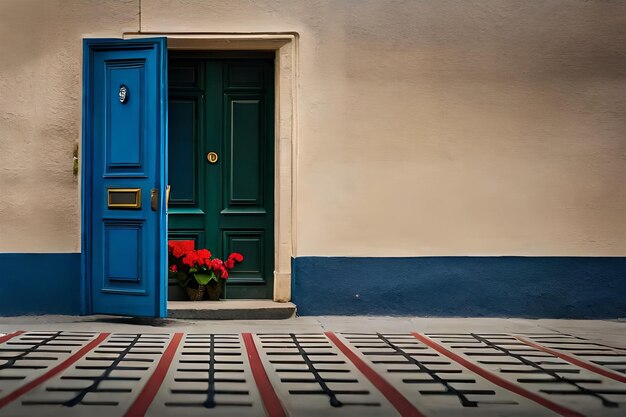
<box><xmin>242</xmin><ymin>333</ymin><xmax>287</xmax><ymax>417</ymax></box>
<box><xmin>411</xmin><ymin>332</ymin><xmax>584</xmax><ymax>417</ymax></box>
<box><xmin>325</xmin><ymin>331</ymin><xmax>426</xmax><ymax>417</ymax></box>
<box><xmin>514</xmin><ymin>335</ymin><xmax>626</xmax><ymax>384</ymax></box>
<box><xmin>124</xmin><ymin>332</ymin><xmax>183</xmax><ymax>417</ymax></box>
<box><xmin>0</xmin><ymin>332</ymin><xmax>110</xmax><ymax>408</ymax></box>
<box><xmin>0</xmin><ymin>330</ymin><xmax>25</xmax><ymax>344</ymax></box>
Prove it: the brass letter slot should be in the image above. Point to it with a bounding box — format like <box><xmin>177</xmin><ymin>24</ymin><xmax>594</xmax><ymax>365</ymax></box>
<box><xmin>108</xmin><ymin>188</ymin><xmax>142</xmax><ymax>209</ymax></box>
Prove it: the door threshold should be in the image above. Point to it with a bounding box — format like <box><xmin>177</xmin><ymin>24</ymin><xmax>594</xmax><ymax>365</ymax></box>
<box><xmin>167</xmin><ymin>300</ymin><xmax>296</xmax><ymax>320</ymax></box>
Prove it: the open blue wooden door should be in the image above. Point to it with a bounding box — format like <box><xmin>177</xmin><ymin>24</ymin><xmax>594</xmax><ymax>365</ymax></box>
<box><xmin>82</xmin><ymin>38</ymin><xmax>168</xmax><ymax>317</ymax></box>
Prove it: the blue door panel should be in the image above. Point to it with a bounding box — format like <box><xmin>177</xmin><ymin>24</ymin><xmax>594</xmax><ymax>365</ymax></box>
<box><xmin>107</xmin><ymin>62</ymin><xmax>144</xmax><ymax>168</ymax></box>
<box><xmin>105</xmin><ymin>220</ymin><xmax>143</xmax><ymax>283</ymax></box>
<box><xmin>82</xmin><ymin>38</ymin><xmax>168</xmax><ymax>317</ymax></box>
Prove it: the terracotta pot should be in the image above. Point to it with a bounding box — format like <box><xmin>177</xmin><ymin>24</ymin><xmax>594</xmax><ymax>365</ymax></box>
<box><xmin>206</xmin><ymin>282</ymin><xmax>222</xmax><ymax>301</ymax></box>
<box><xmin>186</xmin><ymin>284</ymin><xmax>206</xmax><ymax>301</ymax></box>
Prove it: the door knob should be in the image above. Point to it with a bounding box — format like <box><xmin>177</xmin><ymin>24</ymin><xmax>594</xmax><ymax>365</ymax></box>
<box><xmin>207</xmin><ymin>152</ymin><xmax>219</xmax><ymax>164</ymax></box>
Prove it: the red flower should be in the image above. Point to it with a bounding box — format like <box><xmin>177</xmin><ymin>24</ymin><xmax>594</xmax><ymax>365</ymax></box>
<box><xmin>223</xmin><ymin>253</ymin><xmax>243</xmax><ymax>270</ymax></box>
<box><xmin>168</xmin><ymin>240</ymin><xmax>195</xmax><ymax>258</ymax></box>
<box><xmin>210</xmin><ymin>259</ymin><xmax>223</xmax><ymax>270</ymax></box>
<box><xmin>197</xmin><ymin>249</ymin><xmax>211</xmax><ymax>261</ymax></box>
<box><xmin>229</xmin><ymin>252</ymin><xmax>244</xmax><ymax>263</ymax></box>
<box><xmin>174</xmin><ymin>246</ymin><xmax>242</xmax><ymax>282</ymax></box>
<box><xmin>182</xmin><ymin>251</ymin><xmax>199</xmax><ymax>267</ymax></box>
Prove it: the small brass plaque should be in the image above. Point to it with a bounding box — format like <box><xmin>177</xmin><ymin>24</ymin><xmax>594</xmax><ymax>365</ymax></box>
<box><xmin>108</xmin><ymin>188</ymin><xmax>141</xmax><ymax>209</ymax></box>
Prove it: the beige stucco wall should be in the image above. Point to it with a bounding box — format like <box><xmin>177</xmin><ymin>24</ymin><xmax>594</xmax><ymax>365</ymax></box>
<box><xmin>0</xmin><ymin>0</ymin><xmax>139</xmax><ymax>252</ymax></box>
<box><xmin>0</xmin><ymin>0</ymin><xmax>625</xmax><ymax>256</ymax></box>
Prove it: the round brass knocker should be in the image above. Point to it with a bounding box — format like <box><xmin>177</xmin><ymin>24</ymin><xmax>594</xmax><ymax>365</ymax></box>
<box><xmin>207</xmin><ymin>152</ymin><xmax>219</xmax><ymax>164</ymax></box>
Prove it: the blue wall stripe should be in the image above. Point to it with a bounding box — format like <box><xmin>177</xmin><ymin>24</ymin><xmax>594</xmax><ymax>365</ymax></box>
<box><xmin>1</xmin><ymin>254</ymin><xmax>624</xmax><ymax>318</ymax></box>
<box><xmin>0</xmin><ymin>253</ymin><xmax>81</xmax><ymax>316</ymax></box>
<box><xmin>292</xmin><ymin>257</ymin><xmax>626</xmax><ymax>318</ymax></box>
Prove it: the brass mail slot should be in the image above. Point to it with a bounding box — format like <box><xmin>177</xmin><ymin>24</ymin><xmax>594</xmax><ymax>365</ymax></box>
<box><xmin>107</xmin><ymin>188</ymin><xmax>142</xmax><ymax>209</ymax></box>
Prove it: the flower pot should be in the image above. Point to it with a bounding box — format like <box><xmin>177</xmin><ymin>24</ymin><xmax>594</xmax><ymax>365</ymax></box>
<box><xmin>206</xmin><ymin>281</ymin><xmax>222</xmax><ymax>301</ymax></box>
<box><xmin>186</xmin><ymin>284</ymin><xmax>206</xmax><ymax>301</ymax></box>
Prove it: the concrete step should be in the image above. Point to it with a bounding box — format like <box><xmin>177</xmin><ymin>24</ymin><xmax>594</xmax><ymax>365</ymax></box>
<box><xmin>167</xmin><ymin>300</ymin><xmax>296</xmax><ymax>320</ymax></box>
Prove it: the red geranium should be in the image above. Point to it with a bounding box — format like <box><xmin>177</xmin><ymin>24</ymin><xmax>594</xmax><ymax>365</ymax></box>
<box><xmin>168</xmin><ymin>240</ymin><xmax>194</xmax><ymax>258</ymax></box>
<box><xmin>172</xmin><ymin>246</ymin><xmax>244</xmax><ymax>286</ymax></box>
<box><xmin>182</xmin><ymin>251</ymin><xmax>198</xmax><ymax>267</ymax></box>
<box><xmin>197</xmin><ymin>249</ymin><xmax>211</xmax><ymax>260</ymax></box>
<box><xmin>168</xmin><ymin>240</ymin><xmax>194</xmax><ymax>285</ymax></box>
<box><xmin>230</xmin><ymin>253</ymin><xmax>244</xmax><ymax>262</ymax></box>
<box><xmin>224</xmin><ymin>252</ymin><xmax>242</xmax><ymax>269</ymax></box>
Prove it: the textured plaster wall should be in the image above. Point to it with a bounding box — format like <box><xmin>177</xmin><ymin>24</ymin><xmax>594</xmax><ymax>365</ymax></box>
<box><xmin>1</xmin><ymin>0</ymin><xmax>625</xmax><ymax>257</ymax></box>
<box><xmin>144</xmin><ymin>0</ymin><xmax>626</xmax><ymax>257</ymax></box>
<box><xmin>0</xmin><ymin>0</ymin><xmax>139</xmax><ymax>252</ymax></box>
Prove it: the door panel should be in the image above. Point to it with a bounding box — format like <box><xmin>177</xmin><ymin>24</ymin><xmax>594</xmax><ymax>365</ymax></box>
<box><xmin>225</xmin><ymin>95</ymin><xmax>264</xmax><ymax>208</ymax></box>
<box><xmin>105</xmin><ymin>220</ymin><xmax>143</xmax><ymax>284</ymax></box>
<box><xmin>167</xmin><ymin>63</ymin><xmax>207</xmax><ymax>248</ymax></box>
<box><xmin>168</xmin><ymin>97</ymin><xmax>201</xmax><ymax>206</ymax></box>
<box><xmin>106</xmin><ymin>62</ymin><xmax>144</xmax><ymax>170</ymax></box>
<box><xmin>168</xmin><ymin>54</ymin><xmax>274</xmax><ymax>299</ymax></box>
<box><xmin>222</xmin><ymin>230</ymin><xmax>265</xmax><ymax>283</ymax></box>
<box><xmin>83</xmin><ymin>38</ymin><xmax>168</xmax><ymax>317</ymax></box>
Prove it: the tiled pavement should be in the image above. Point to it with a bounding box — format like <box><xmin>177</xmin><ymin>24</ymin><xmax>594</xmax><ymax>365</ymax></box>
<box><xmin>1</xmin><ymin>328</ymin><xmax>626</xmax><ymax>416</ymax></box>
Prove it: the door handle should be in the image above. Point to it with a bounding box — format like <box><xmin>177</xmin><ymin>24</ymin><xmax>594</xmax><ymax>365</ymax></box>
<box><xmin>151</xmin><ymin>188</ymin><xmax>158</xmax><ymax>211</ymax></box>
<box><xmin>151</xmin><ymin>186</ymin><xmax>170</xmax><ymax>211</ymax></box>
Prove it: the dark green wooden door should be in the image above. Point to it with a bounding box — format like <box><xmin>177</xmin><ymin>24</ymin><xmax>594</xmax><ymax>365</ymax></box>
<box><xmin>168</xmin><ymin>53</ymin><xmax>274</xmax><ymax>299</ymax></box>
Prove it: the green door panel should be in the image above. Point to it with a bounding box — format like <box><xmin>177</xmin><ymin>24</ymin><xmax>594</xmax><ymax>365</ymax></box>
<box><xmin>225</xmin><ymin>95</ymin><xmax>264</xmax><ymax>207</ymax></box>
<box><xmin>168</xmin><ymin>54</ymin><xmax>274</xmax><ymax>299</ymax></box>
<box><xmin>168</xmin><ymin>96</ymin><xmax>201</xmax><ymax>206</ymax></box>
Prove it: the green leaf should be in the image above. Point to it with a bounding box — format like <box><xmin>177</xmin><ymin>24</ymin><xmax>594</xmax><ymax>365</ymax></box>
<box><xmin>194</xmin><ymin>272</ymin><xmax>216</xmax><ymax>285</ymax></box>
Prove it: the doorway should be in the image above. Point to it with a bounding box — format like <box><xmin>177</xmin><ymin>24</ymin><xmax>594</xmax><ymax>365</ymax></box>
<box><xmin>83</xmin><ymin>36</ymin><xmax>295</xmax><ymax>317</ymax></box>
<box><xmin>167</xmin><ymin>51</ymin><xmax>275</xmax><ymax>300</ymax></box>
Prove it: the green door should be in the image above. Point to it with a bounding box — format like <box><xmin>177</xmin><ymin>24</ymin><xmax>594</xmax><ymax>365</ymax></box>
<box><xmin>167</xmin><ymin>52</ymin><xmax>274</xmax><ymax>299</ymax></box>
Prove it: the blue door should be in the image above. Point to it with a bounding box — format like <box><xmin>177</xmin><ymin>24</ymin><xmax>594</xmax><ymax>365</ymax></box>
<box><xmin>82</xmin><ymin>38</ymin><xmax>168</xmax><ymax>317</ymax></box>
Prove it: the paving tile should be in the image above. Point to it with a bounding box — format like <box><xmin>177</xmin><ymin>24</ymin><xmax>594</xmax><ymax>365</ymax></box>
<box><xmin>147</xmin><ymin>333</ymin><xmax>266</xmax><ymax>417</ymax></box>
<box><xmin>1</xmin><ymin>329</ymin><xmax>626</xmax><ymax>416</ymax></box>
<box><xmin>336</xmin><ymin>332</ymin><xmax>555</xmax><ymax>417</ymax></box>
<box><xmin>0</xmin><ymin>332</ymin><xmax>172</xmax><ymax>417</ymax></box>
<box><xmin>254</xmin><ymin>333</ymin><xmax>397</xmax><ymax>417</ymax></box>
<box><xmin>0</xmin><ymin>332</ymin><xmax>103</xmax><ymax>404</ymax></box>
<box><xmin>427</xmin><ymin>332</ymin><xmax>626</xmax><ymax>416</ymax></box>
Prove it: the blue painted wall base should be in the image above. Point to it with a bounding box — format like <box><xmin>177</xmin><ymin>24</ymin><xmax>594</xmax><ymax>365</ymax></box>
<box><xmin>1</xmin><ymin>254</ymin><xmax>624</xmax><ymax>318</ymax></box>
<box><xmin>292</xmin><ymin>257</ymin><xmax>626</xmax><ymax>318</ymax></box>
<box><xmin>0</xmin><ymin>253</ymin><xmax>81</xmax><ymax>316</ymax></box>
